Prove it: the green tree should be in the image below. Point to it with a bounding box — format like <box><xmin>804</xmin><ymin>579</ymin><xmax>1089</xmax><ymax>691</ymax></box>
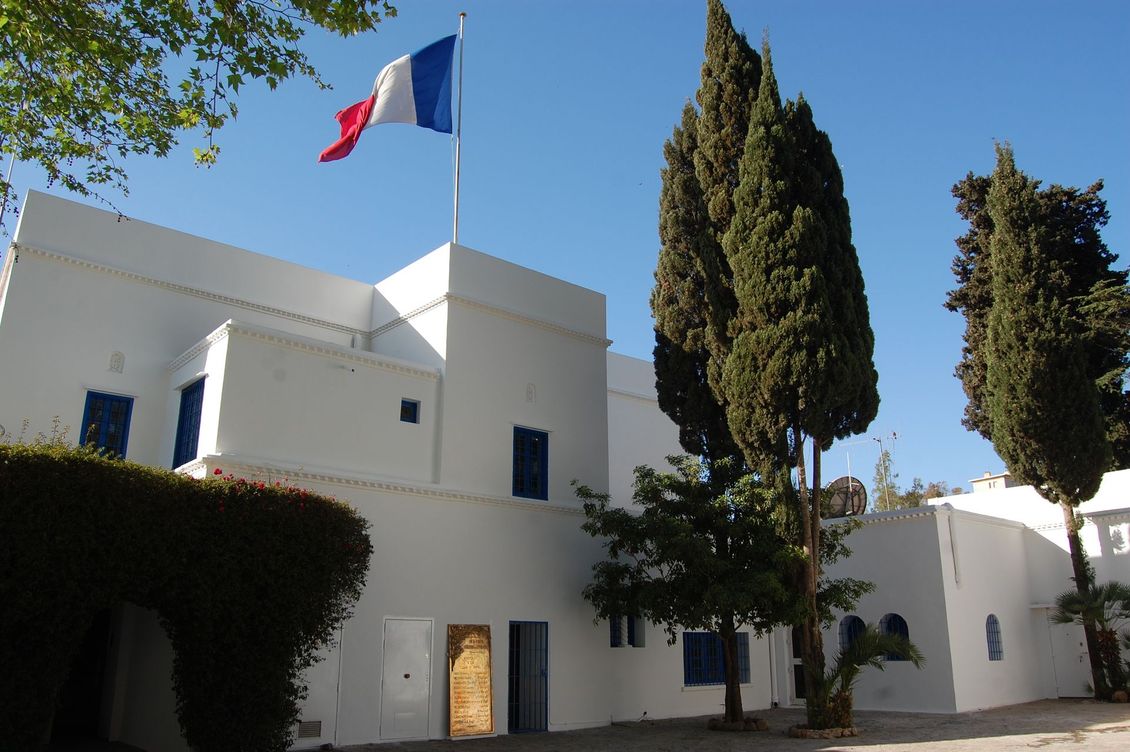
<box><xmin>719</xmin><ymin>39</ymin><xmax>878</xmax><ymax>729</ymax></box>
<box><xmin>947</xmin><ymin>166</ymin><xmax>1129</xmax><ymax>464</ymax></box>
<box><xmin>0</xmin><ymin>0</ymin><xmax>397</xmax><ymax>222</ymax></box>
<box><xmin>648</xmin><ymin>0</ymin><xmax>763</xmax><ymax>719</ymax></box>
<box><xmin>870</xmin><ymin>451</ymin><xmax>947</xmax><ymax>511</ymax></box>
<box><xmin>870</xmin><ymin>449</ymin><xmax>899</xmax><ymax>511</ymax></box>
<box><xmin>577</xmin><ymin>458</ymin><xmax>872</xmax><ymax>725</ymax></box>
<box><xmin>981</xmin><ymin>144</ymin><xmax>1123</xmax><ymax>699</ymax></box>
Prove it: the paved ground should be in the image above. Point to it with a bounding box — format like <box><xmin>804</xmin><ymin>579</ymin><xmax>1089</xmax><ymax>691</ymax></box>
<box><xmin>48</xmin><ymin>699</ymin><xmax>1130</xmax><ymax>752</ymax></box>
<box><xmin>342</xmin><ymin>700</ymin><xmax>1130</xmax><ymax>752</ymax></box>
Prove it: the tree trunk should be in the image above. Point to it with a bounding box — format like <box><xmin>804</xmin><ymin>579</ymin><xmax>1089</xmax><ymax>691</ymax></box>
<box><xmin>1060</xmin><ymin>502</ymin><xmax>1110</xmax><ymax>700</ymax></box>
<box><xmin>794</xmin><ymin>426</ymin><xmax>828</xmax><ymax>728</ymax></box>
<box><xmin>720</xmin><ymin>619</ymin><xmax>744</xmax><ymax>723</ymax></box>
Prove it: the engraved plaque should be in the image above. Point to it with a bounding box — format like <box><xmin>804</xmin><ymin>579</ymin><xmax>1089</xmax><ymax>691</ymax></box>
<box><xmin>448</xmin><ymin>624</ymin><xmax>494</xmax><ymax>737</ymax></box>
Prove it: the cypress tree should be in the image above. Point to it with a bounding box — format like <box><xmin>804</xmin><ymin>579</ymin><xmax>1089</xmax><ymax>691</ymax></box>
<box><xmin>692</xmin><ymin>0</ymin><xmax>761</xmax><ymax>393</ymax></box>
<box><xmin>983</xmin><ymin>144</ymin><xmax>1120</xmax><ymax>698</ymax></box>
<box><xmin>721</xmin><ymin>40</ymin><xmax>878</xmax><ymax>729</ymax></box>
<box><xmin>947</xmin><ymin>171</ymin><xmax>1128</xmax><ymax>463</ymax></box>
<box><xmin>649</xmin><ymin>1</ymin><xmax>764</xmax><ymax>724</ymax></box>
<box><xmin>653</xmin><ymin>101</ymin><xmax>742</xmax><ymax>479</ymax></box>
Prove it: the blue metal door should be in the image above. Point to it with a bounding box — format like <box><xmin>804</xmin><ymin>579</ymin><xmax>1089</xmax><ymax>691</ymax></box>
<box><xmin>507</xmin><ymin>621</ymin><xmax>547</xmax><ymax>732</ymax></box>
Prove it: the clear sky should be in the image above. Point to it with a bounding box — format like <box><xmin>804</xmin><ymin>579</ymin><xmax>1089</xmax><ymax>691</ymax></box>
<box><xmin>4</xmin><ymin>1</ymin><xmax>1128</xmax><ymax>495</ymax></box>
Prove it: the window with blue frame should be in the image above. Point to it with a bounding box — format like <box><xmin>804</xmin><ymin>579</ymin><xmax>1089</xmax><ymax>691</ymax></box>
<box><xmin>400</xmin><ymin>398</ymin><xmax>420</xmax><ymax>424</ymax></box>
<box><xmin>81</xmin><ymin>391</ymin><xmax>133</xmax><ymax>457</ymax></box>
<box><xmin>173</xmin><ymin>378</ymin><xmax>205</xmax><ymax>468</ymax></box>
<box><xmin>879</xmin><ymin>613</ymin><xmax>910</xmax><ymax>661</ymax></box>
<box><xmin>512</xmin><ymin>426</ymin><xmax>548</xmax><ymax>500</ymax></box>
<box><xmin>682</xmin><ymin>631</ymin><xmax>749</xmax><ymax>686</ymax></box>
<box><xmin>609</xmin><ymin>616</ymin><xmax>623</xmax><ymax>647</ymax></box>
<box><xmin>986</xmin><ymin>614</ymin><xmax>1003</xmax><ymax>661</ymax></box>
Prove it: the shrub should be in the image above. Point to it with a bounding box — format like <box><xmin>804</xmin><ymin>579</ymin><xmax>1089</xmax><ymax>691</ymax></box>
<box><xmin>0</xmin><ymin>442</ymin><xmax>372</xmax><ymax>752</ymax></box>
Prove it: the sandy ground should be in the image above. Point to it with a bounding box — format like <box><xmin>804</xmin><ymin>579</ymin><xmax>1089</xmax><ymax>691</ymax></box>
<box><xmin>340</xmin><ymin>699</ymin><xmax>1130</xmax><ymax>752</ymax></box>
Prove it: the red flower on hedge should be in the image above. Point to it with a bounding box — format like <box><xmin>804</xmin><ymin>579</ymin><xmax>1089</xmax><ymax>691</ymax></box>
<box><xmin>214</xmin><ymin>468</ymin><xmax>223</xmax><ymax>475</ymax></box>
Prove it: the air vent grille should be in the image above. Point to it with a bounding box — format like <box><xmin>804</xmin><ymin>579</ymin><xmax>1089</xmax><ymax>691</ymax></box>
<box><xmin>296</xmin><ymin>720</ymin><xmax>322</xmax><ymax>739</ymax></box>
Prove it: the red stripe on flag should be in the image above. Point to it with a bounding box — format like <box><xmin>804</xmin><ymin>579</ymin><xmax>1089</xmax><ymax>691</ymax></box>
<box><xmin>318</xmin><ymin>95</ymin><xmax>376</xmax><ymax>163</ymax></box>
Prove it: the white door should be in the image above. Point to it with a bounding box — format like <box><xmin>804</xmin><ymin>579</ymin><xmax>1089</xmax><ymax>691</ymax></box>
<box><xmin>380</xmin><ymin>618</ymin><xmax>433</xmax><ymax>740</ymax></box>
<box><xmin>1045</xmin><ymin>614</ymin><xmax>1091</xmax><ymax>698</ymax></box>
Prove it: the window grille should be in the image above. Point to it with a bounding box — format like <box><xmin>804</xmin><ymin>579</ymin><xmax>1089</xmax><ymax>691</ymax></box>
<box><xmin>512</xmin><ymin>427</ymin><xmax>548</xmax><ymax>500</ymax></box>
<box><xmin>173</xmin><ymin>379</ymin><xmax>205</xmax><ymax>468</ymax></box>
<box><xmin>682</xmin><ymin>632</ymin><xmax>749</xmax><ymax>686</ymax></box>
<box><xmin>839</xmin><ymin>615</ymin><xmax>865</xmax><ymax>652</ymax></box>
<box><xmin>986</xmin><ymin>614</ymin><xmax>1003</xmax><ymax>661</ymax></box>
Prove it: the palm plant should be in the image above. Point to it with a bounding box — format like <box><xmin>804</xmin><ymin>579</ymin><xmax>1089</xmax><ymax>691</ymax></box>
<box><xmin>808</xmin><ymin>623</ymin><xmax>925</xmax><ymax>729</ymax></box>
<box><xmin>1051</xmin><ymin>581</ymin><xmax>1130</xmax><ymax>697</ymax></box>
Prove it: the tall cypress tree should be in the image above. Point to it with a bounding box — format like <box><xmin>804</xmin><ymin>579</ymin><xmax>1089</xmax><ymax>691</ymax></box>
<box><xmin>721</xmin><ymin>40</ymin><xmax>878</xmax><ymax>729</ymax></box>
<box><xmin>981</xmin><ymin>144</ymin><xmax>1120</xmax><ymax>699</ymax></box>
<box><xmin>649</xmin><ymin>1</ymin><xmax>764</xmax><ymax>724</ymax></box>
<box><xmin>692</xmin><ymin>0</ymin><xmax>761</xmax><ymax>395</ymax></box>
<box><xmin>653</xmin><ymin>101</ymin><xmax>741</xmax><ymax>479</ymax></box>
<box><xmin>947</xmin><ymin>172</ymin><xmax>1128</xmax><ymax>463</ymax></box>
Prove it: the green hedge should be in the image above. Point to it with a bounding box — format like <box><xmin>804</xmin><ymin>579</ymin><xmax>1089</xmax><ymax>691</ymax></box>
<box><xmin>0</xmin><ymin>442</ymin><xmax>372</xmax><ymax>752</ymax></box>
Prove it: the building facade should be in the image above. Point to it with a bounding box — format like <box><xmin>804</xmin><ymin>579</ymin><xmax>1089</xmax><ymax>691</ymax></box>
<box><xmin>1</xmin><ymin>192</ymin><xmax>1125</xmax><ymax>749</ymax></box>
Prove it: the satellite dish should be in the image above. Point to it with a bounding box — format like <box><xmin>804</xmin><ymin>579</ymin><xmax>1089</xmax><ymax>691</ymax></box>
<box><xmin>825</xmin><ymin>476</ymin><xmax>867</xmax><ymax>517</ymax></box>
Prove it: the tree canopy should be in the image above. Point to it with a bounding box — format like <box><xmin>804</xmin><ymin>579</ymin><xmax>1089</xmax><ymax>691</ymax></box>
<box><xmin>0</xmin><ymin>0</ymin><xmax>397</xmax><ymax>222</ymax></box>
<box><xmin>949</xmin><ymin>143</ymin><xmax>1129</xmax><ymax>700</ymax></box>
<box><xmin>649</xmin><ymin>3</ymin><xmax>878</xmax><ymax>727</ymax></box>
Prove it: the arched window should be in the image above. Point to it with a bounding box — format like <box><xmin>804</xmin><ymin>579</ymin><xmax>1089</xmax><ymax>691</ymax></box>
<box><xmin>879</xmin><ymin>613</ymin><xmax>910</xmax><ymax>661</ymax></box>
<box><xmin>985</xmin><ymin>614</ymin><xmax>1003</xmax><ymax>661</ymax></box>
<box><xmin>839</xmin><ymin>615</ymin><xmax>865</xmax><ymax>652</ymax></box>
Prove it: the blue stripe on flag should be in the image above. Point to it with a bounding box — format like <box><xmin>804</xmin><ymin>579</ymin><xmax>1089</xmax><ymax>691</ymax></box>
<box><xmin>409</xmin><ymin>35</ymin><xmax>457</xmax><ymax>133</ymax></box>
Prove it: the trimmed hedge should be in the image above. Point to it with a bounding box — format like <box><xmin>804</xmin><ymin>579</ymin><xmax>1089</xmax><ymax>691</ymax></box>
<box><xmin>0</xmin><ymin>442</ymin><xmax>372</xmax><ymax>752</ymax></box>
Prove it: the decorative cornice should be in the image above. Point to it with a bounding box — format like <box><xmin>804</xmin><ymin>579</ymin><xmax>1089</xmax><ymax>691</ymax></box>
<box><xmin>16</xmin><ymin>242</ymin><xmax>368</xmax><ymax>339</ymax></box>
<box><xmin>180</xmin><ymin>454</ymin><xmax>585</xmax><ymax>517</ymax></box>
<box><xmin>607</xmin><ymin>387</ymin><xmax>658</xmax><ymax>405</ymax></box>
<box><xmin>168</xmin><ymin>320</ymin><xmax>440</xmax><ymax>380</ymax></box>
<box><xmin>167</xmin><ymin>325</ymin><xmax>232</xmax><ymax>372</ymax></box>
<box><xmin>370</xmin><ymin>292</ymin><xmax>612</xmax><ymax>349</ymax></box>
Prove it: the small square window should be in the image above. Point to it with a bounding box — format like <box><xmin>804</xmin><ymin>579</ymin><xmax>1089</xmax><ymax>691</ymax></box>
<box><xmin>400</xmin><ymin>399</ymin><xmax>420</xmax><ymax>424</ymax></box>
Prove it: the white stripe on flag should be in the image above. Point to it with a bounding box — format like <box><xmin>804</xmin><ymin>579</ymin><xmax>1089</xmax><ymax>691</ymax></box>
<box><xmin>368</xmin><ymin>54</ymin><xmax>417</xmax><ymax>127</ymax></box>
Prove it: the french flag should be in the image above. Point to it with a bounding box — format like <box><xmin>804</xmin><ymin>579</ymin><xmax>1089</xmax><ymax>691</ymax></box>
<box><xmin>319</xmin><ymin>35</ymin><xmax>457</xmax><ymax>163</ymax></box>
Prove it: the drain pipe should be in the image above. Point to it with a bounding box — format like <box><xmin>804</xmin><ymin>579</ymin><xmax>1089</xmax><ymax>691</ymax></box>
<box><xmin>767</xmin><ymin>628</ymin><xmax>780</xmax><ymax>707</ymax></box>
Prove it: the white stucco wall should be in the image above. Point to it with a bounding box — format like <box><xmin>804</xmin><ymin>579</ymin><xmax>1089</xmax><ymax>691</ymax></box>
<box><xmin>820</xmin><ymin>510</ymin><xmax>958</xmax><ymax>712</ymax></box>
<box><xmin>936</xmin><ymin>509</ymin><xmax>1049</xmax><ymax>710</ymax></box>
<box><xmin>605</xmin><ymin>352</ymin><xmax>682</xmax><ymax>508</ymax></box>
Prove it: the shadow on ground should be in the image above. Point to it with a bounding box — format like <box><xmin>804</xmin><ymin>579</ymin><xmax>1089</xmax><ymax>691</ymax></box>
<box><xmin>341</xmin><ymin>699</ymin><xmax>1130</xmax><ymax>752</ymax></box>
<box><xmin>43</xmin><ymin>699</ymin><xmax>1130</xmax><ymax>752</ymax></box>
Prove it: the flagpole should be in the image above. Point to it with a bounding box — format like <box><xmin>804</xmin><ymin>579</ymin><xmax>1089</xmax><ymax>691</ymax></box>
<box><xmin>452</xmin><ymin>12</ymin><xmax>466</xmax><ymax>245</ymax></box>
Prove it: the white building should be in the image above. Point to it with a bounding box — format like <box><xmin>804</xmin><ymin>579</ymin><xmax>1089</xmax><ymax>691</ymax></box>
<box><xmin>1</xmin><ymin>191</ymin><xmax>1126</xmax><ymax>750</ymax></box>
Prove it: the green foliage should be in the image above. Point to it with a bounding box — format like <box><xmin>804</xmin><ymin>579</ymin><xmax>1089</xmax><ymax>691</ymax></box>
<box><xmin>652</xmin><ymin>6</ymin><xmax>877</xmax><ymax>728</ymax></box>
<box><xmin>577</xmin><ymin>457</ymin><xmax>804</xmax><ymax>640</ymax></box>
<box><xmin>809</xmin><ymin>623</ymin><xmax>925</xmax><ymax>729</ymax></box>
<box><xmin>983</xmin><ymin>145</ymin><xmax>1112</xmax><ymax>507</ymax></box>
<box><xmin>653</xmin><ymin>101</ymin><xmax>742</xmax><ymax>481</ymax></box>
<box><xmin>869</xmin><ymin>450</ymin><xmax>948</xmax><ymax>512</ymax></box>
<box><xmin>576</xmin><ymin>457</ymin><xmax>871</xmax><ymax>723</ymax></box>
<box><xmin>0</xmin><ymin>441</ymin><xmax>372</xmax><ymax>752</ymax></box>
<box><xmin>947</xmin><ymin>157</ymin><xmax>1129</xmax><ymax>466</ymax></box>
<box><xmin>577</xmin><ymin>456</ymin><xmax>805</xmax><ymax>723</ymax></box>
<box><xmin>0</xmin><ymin>0</ymin><xmax>397</xmax><ymax>221</ymax></box>
<box><xmin>1051</xmin><ymin>582</ymin><xmax>1130</xmax><ymax>694</ymax></box>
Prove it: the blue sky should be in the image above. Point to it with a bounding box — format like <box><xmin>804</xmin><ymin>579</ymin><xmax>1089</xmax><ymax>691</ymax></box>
<box><xmin>4</xmin><ymin>1</ymin><xmax>1128</xmax><ymax>495</ymax></box>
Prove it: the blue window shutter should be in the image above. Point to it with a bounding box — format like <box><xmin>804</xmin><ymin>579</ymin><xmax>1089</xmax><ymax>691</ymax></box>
<box><xmin>626</xmin><ymin>615</ymin><xmax>636</xmax><ymax>647</ymax></box>
<box><xmin>609</xmin><ymin>617</ymin><xmax>622</xmax><ymax>647</ymax></box>
<box><xmin>683</xmin><ymin>632</ymin><xmax>748</xmax><ymax>685</ymax></box>
<box><xmin>81</xmin><ymin>392</ymin><xmax>134</xmax><ymax>457</ymax></box>
<box><xmin>173</xmin><ymin>379</ymin><xmax>205</xmax><ymax>468</ymax></box>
